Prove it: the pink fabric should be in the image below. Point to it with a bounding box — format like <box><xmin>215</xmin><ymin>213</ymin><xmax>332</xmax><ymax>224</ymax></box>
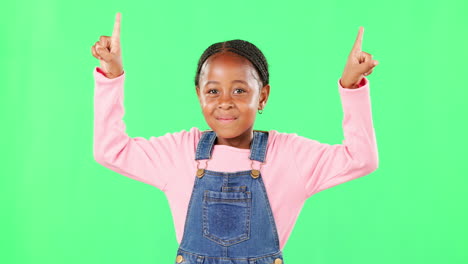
<box><xmin>93</xmin><ymin>66</ymin><xmax>379</xmax><ymax>250</ymax></box>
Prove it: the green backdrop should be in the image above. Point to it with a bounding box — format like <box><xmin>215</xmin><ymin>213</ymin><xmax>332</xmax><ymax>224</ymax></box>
<box><xmin>1</xmin><ymin>0</ymin><xmax>467</xmax><ymax>263</ymax></box>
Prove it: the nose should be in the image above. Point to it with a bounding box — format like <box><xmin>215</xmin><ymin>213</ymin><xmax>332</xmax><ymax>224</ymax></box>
<box><xmin>217</xmin><ymin>92</ymin><xmax>234</xmax><ymax>109</ymax></box>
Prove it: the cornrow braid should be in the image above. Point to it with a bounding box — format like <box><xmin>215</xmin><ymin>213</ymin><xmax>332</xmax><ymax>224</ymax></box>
<box><xmin>194</xmin><ymin>39</ymin><xmax>269</xmax><ymax>89</ymax></box>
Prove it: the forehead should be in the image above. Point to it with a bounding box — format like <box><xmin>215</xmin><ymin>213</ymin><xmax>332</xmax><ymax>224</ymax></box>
<box><xmin>200</xmin><ymin>52</ymin><xmax>258</xmax><ymax>85</ymax></box>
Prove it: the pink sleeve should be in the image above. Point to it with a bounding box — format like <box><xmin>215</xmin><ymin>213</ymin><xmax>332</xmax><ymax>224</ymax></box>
<box><xmin>92</xmin><ymin>67</ymin><xmax>199</xmax><ymax>192</ymax></box>
<box><xmin>289</xmin><ymin>77</ymin><xmax>379</xmax><ymax>198</ymax></box>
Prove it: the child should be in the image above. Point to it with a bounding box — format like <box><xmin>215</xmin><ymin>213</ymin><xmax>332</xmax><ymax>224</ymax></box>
<box><xmin>91</xmin><ymin>12</ymin><xmax>379</xmax><ymax>264</ymax></box>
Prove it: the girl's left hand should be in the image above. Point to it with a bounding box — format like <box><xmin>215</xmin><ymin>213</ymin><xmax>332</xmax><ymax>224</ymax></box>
<box><xmin>340</xmin><ymin>26</ymin><xmax>379</xmax><ymax>88</ymax></box>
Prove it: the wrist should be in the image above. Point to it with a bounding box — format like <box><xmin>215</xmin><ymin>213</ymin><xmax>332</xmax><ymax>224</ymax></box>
<box><xmin>340</xmin><ymin>79</ymin><xmax>359</xmax><ymax>89</ymax></box>
<box><xmin>340</xmin><ymin>76</ymin><xmax>365</xmax><ymax>89</ymax></box>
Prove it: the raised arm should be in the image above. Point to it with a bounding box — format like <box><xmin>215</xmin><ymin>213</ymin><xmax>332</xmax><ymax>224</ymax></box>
<box><xmin>291</xmin><ymin>77</ymin><xmax>379</xmax><ymax>198</ymax></box>
<box><xmin>292</xmin><ymin>27</ymin><xmax>380</xmax><ymax>198</ymax></box>
<box><xmin>91</xmin><ymin>13</ymin><xmax>197</xmax><ymax>191</ymax></box>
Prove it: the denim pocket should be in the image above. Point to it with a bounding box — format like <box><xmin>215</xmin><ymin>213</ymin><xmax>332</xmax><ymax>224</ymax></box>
<box><xmin>202</xmin><ymin>189</ymin><xmax>252</xmax><ymax>246</ymax></box>
<box><xmin>221</xmin><ymin>185</ymin><xmax>247</xmax><ymax>192</ymax></box>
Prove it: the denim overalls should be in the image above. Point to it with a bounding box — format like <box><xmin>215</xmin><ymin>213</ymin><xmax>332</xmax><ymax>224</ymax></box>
<box><xmin>174</xmin><ymin>130</ymin><xmax>285</xmax><ymax>264</ymax></box>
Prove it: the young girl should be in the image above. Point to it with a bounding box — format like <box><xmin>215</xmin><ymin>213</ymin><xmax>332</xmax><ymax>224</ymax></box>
<box><xmin>91</xmin><ymin>12</ymin><xmax>379</xmax><ymax>264</ymax></box>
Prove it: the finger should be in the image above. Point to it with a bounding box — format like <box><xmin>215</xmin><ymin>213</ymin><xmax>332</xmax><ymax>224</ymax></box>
<box><xmin>91</xmin><ymin>45</ymin><xmax>102</xmax><ymax>60</ymax></box>
<box><xmin>96</xmin><ymin>44</ymin><xmax>112</xmax><ymax>61</ymax></box>
<box><xmin>362</xmin><ymin>59</ymin><xmax>379</xmax><ymax>76</ymax></box>
<box><xmin>94</xmin><ymin>41</ymin><xmax>104</xmax><ymax>58</ymax></box>
<box><xmin>362</xmin><ymin>53</ymin><xmax>379</xmax><ymax>68</ymax></box>
<box><xmin>99</xmin><ymin>36</ymin><xmax>111</xmax><ymax>49</ymax></box>
<box><xmin>361</xmin><ymin>51</ymin><xmax>372</xmax><ymax>64</ymax></box>
<box><xmin>95</xmin><ymin>41</ymin><xmax>107</xmax><ymax>54</ymax></box>
<box><xmin>112</xmin><ymin>12</ymin><xmax>121</xmax><ymax>47</ymax></box>
<box><xmin>352</xmin><ymin>26</ymin><xmax>364</xmax><ymax>53</ymax></box>
<box><xmin>363</xmin><ymin>69</ymin><xmax>373</xmax><ymax>76</ymax></box>
<box><xmin>357</xmin><ymin>54</ymin><xmax>377</xmax><ymax>74</ymax></box>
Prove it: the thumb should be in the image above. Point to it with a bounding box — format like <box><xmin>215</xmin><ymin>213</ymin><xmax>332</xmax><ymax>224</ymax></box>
<box><xmin>96</xmin><ymin>45</ymin><xmax>113</xmax><ymax>62</ymax></box>
<box><xmin>357</xmin><ymin>60</ymin><xmax>378</xmax><ymax>75</ymax></box>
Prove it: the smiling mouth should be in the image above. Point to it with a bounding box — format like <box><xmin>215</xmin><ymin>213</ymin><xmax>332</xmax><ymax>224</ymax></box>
<box><xmin>216</xmin><ymin>118</ymin><xmax>237</xmax><ymax>124</ymax></box>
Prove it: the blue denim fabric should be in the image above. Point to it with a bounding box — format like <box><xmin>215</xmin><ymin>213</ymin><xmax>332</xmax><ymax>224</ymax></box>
<box><xmin>175</xmin><ymin>130</ymin><xmax>285</xmax><ymax>264</ymax></box>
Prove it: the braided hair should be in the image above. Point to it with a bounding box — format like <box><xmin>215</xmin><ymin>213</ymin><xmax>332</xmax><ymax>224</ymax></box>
<box><xmin>194</xmin><ymin>39</ymin><xmax>269</xmax><ymax>89</ymax></box>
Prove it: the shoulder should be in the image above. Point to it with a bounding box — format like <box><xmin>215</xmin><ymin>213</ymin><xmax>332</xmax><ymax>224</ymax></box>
<box><xmin>264</xmin><ymin>129</ymin><xmax>295</xmax><ymax>149</ymax></box>
<box><xmin>148</xmin><ymin>127</ymin><xmax>204</xmax><ymax>148</ymax></box>
<box><xmin>266</xmin><ymin>129</ymin><xmax>323</xmax><ymax>150</ymax></box>
<box><xmin>266</xmin><ymin>129</ymin><xmax>303</xmax><ymax>143</ymax></box>
<box><xmin>144</xmin><ymin>127</ymin><xmax>207</xmax><ymax>162</ymax></box>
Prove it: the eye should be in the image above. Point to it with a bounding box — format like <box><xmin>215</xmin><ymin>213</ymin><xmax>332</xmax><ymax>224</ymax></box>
<box><xmin>207</xmin><ymin>89</ymin><xmax>218</xmax><ymax>94</ymax></box>
<box><xmin>234</xmin><ymin>88</ymin><xmax>246</xmax><ymax>94</ymax></box>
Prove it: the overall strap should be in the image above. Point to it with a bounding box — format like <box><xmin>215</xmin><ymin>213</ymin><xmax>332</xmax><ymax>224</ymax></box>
<box><xmin>195</xmin><ymin>130</ymin><xmax>217</xmax><ymax>161</ymax></box>
<box><xmin>195</xmin><ymin>130</ymin><xmax>269</xmax><ymax>163</ymax></box>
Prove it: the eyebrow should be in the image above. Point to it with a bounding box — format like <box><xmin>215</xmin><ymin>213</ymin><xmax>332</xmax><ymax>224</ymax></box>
<box><xmin>205</xmin><ymin>80</ymin><xmax>248</xmax><ymax>86</ymax></box>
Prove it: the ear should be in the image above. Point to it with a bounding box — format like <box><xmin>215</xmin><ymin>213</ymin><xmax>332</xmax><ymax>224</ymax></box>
<box><xmin>196</xmin><ymin>86</ymin><xmax>202</xmax><ymax>104</ymax></box>
<box><xmin>259</xmin><ymin>84</ymin><xmax>270</xmax><ymax>109</ymax></box>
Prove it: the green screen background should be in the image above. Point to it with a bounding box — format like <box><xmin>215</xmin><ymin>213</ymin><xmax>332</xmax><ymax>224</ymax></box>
<box><xmin>1</xmin><ymin>0</ymin><xmax>467</xmax><ymax>263</ymax></box>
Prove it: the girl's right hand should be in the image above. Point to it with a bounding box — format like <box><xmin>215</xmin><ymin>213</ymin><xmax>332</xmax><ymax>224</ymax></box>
<box><xmin>91</xmin><ymin>12</ymin><xmax>124</xmax><ymax>79</ymax></box>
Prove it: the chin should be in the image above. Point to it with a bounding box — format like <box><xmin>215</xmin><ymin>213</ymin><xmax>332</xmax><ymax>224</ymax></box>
<box><xmin>206</xmin><ymin>117</ymin><xmax>253</xmax><ymax>138</ymax></box>
<box><xmin>206</xmin><ymin>125</ymin><xmax>237</xmax><ymax>139</ymax></box>
<box><xmin>210</xmin><ymin>127</ymin><xmax>239</xmax><ymax>138</ymax></box>
<box><xmin>221</xmin><ymin>130</ymin><xmax>244</xmax><ymax>139</ymax></box>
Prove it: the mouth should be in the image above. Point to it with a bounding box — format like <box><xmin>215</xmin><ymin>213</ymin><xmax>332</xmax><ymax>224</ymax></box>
<box><xmin>216</xmin><ymin>117</ymin><xmax>237</xmax><ymax>124</ymax></box>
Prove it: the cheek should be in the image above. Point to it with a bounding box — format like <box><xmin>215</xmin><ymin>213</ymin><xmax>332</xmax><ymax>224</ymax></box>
<box><xmin>200</xmin><ymin>102</ymin><xmax>215</xmax><ymax>114</ymax></box>
<box><xmin>241</xmin><ymin>97</ymin><xmax>259</xmax><ymax>110</ymax></box>
<box><xmin>198</xmin><ymin>97</ymin><xmax>208</xmax><ymax>108</ymax></box>
<box><xmin>247</xmin><ymin>99</ymin><xmax>258</xmax><ymax>108</ymax></box>
<box><xmin>238</xmin><ymin>102</ymin><xmax>258</xmax><ymax>120</ymax></box>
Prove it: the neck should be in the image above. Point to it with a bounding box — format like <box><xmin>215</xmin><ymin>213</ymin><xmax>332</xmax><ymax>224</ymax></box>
<box><xmin>214</xmin><ymin>129</ymin><xmax>253</xmax><ymax>149</ymax></box>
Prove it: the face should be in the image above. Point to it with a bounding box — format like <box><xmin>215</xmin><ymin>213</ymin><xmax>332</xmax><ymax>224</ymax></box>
<box><xmin>196</xmin><ymin>52</ymin><xmax>270</xmax><ymax>141</ymax></box>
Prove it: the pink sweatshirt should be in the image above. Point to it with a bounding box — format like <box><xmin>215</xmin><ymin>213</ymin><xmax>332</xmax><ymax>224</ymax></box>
<box><xmin>93</xmin><ymin>66</ymin><xmax>379</xmax><ymax>250</ymax></box>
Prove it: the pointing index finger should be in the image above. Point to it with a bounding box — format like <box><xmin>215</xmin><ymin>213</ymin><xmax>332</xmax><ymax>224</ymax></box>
<box><xmin>112</xmin><ymin>12</ymin><xmax>121</xmax><ymax>43</ymax></box>
<box><xmin>352</xmin><ymin>26</ymin><xmax>364</xmax><ymax>52</ymax></box>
